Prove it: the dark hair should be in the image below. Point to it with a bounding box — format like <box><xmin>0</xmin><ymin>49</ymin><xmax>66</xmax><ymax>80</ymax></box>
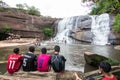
<box><xmin>13</xmin><ymin>48</ymin><xmax>19</xmax><ymax>54</ymax></box>
<box><xmin>54</xmin><ymin>45</ymin><xmax>60</xmax><ymax>52</ymax></box>
<box><xmin>29</xmin><ymin>46</ymin><xmax>35</xmax><ymax>52</ymax></box>
<box><xmin>99</xmin><ymin>61</ymin><xmax>111</xmax><ymax>73</ymax></box>
<box><xmin>41</xmin><ymin>48</ymin><xmax>47</xmax><ymax>54</ymax></box>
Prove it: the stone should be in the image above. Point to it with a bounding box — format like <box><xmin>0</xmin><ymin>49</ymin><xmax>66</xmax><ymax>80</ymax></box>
<box><xmin>0</xmin><ymin>70</ymin><xmax>85</xmax><ymax>80</ymax></box>
<box><xmin>0</xmin><ymin>8</ymin><xmax>57</xmax><ymax>38</ymax></box>
<box><xmin>114</xmin><ymin>45</ymin><xmax>120</xmax><ymax>50</ymax></box>
<box><xmin>84</xmin><ymin>51</ymin><xmax>108</xmax><ymax>67</ymax></box>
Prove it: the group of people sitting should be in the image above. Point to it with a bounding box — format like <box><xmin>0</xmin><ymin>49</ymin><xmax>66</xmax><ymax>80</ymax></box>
<box><xmin>7</xmin><ymin>45</ymin><xmax>66</xmax><ymax>74</ymax></box>
<box><xmin>7</xmin><ymin>45</ymin><xmax>119</xmax><ymax>80</ymax></box>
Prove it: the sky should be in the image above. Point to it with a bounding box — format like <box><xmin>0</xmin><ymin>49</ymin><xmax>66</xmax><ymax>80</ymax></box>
<box><xmin>3</xmin><ymin>0</ymin><xmax>93</xmax><ymax>18</ymax></box>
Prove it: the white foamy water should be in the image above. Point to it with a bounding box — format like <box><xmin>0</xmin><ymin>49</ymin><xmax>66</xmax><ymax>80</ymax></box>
<box><xmin>91</xmin><ymin>13</ymin><xmax>110</xmax><ymax>45</ymax></box>
<box><xmin>53</xmin><ymin>16</ymin><xmax>81</xmax><ymax>44</ymax></box>
<box><xmin>54</xmin><ymin>13</ymin><xmax>110</xmax><ymax>45</ymax></box>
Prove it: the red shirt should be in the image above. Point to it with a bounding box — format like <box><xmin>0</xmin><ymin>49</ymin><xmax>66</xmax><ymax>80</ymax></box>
<box><xmin>102</xmin><ymin>75</ymin><xmax>117</xmax><ymax>80</ymax></box>
<box><xmin>7</xmin><ymin>53</ymin><xmax>23</xmax><ymax>74</ymax></box>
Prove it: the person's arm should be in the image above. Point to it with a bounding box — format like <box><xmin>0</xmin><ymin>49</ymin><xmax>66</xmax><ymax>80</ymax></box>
<box><xmin>48</xmin><ymin>59</ymin><xmax>51</xmax><ymax>71</ymax></box>
<box><xmin>34</xmin><ymin>55</ymin><xmax>37</xmax><ymax>65</ymax></box>
<box><xmin>62</xmin><ymin>55</ymin><xmax>66</xmax><ymax>61</ymax></box>
<box><xmin>74</xmin><ymin>72</ymin><xmax>82</xmax><ymax>80</ymax></box>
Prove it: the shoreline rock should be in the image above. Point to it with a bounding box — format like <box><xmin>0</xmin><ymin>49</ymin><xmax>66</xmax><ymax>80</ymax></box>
<box><xmin>0</xmin><ymin>70</ymin><xmax>85</xmax><ymax>80</ymax></box>
<box><xmin>114</xmin><ymin>45</ymin><xmax>120</xmax><ymax>50</ymax></box>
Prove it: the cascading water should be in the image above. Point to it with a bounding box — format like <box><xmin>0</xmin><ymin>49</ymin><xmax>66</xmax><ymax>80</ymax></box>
<box><xmin>54</xmin><ymin>16</ymin><xmax>81</xmax><ymax>44</ymax></box>
<box><xmin>54</xmin><ymin>13</ymin><xmax>110</xmax><ymax>45</ymax></box>
<box><xmin>91</xmin><ymin>13</ymin><xmax>110</xmax><ymax>45</ymax></box>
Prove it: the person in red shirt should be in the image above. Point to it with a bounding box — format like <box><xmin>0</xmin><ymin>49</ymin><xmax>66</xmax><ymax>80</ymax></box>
<box><xmin>99</xmin><ymin>61</ymin><xmax>117</xmax><ymax>80</ymax></box>
<box><xmin>7</xmin><ymin>48</ymin><xmax>23</xmax><ymax>74</ymax></box>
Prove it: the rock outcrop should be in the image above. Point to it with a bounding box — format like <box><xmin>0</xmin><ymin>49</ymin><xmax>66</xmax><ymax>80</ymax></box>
<box><xmin>0</xmin><ymin>70</ymin><xmax>85</xmax><ymax>80</ymax></box>
<box><xmin>0</xmin><ymin>8</ymin><xmax>57</xmax><ymax>38</ymax></box>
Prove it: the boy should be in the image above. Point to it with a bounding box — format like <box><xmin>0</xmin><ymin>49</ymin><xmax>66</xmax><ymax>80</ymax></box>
<box><xmin>51</xmin><ymin>45</ymin><xmax>66</xmax><ymax>72</ymax></box>
<box><xmin>99</xmin><ymin>61</ymin><xmax>117</xmax><ymax>80</ymax></box>
<box><xmin>7</xmin><ymin>48</ymin><xmax>23</xmax><ymax>74</ymax></box>
<box><xmin>37</xmin><ymin>48</ymin><xmax>51</xmax><ymax>72</ymax></box>
<box><xmin>22</xmin><ymin>46</ymin><xmax>37</xmax><ymax>71</ymax></box>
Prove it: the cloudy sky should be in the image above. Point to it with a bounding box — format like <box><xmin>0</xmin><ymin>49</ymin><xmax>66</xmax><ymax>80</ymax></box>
<box><xmin>3</xmin><ymin>0</ymin><xmax>92</xmax><ymax>18</ymax></box>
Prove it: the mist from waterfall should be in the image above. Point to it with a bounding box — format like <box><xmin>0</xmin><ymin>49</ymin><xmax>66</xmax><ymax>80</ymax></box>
<box><xmin>91</xmin><ymin>13</ymin><xmax>110</xmax><ymax>45</ymax></box>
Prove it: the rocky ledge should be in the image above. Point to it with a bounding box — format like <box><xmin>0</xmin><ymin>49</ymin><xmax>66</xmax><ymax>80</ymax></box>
<box><xmin>0</xmin><ymin>70</ymin><xmax>85</xmax><ymax>80</ymax></box>
<box><xmin>114</xmin><ymin>45</ymin><xmax>120</xmax><ymax>50</ymax></box>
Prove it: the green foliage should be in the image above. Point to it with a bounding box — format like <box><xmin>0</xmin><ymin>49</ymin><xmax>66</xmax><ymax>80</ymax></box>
<box><xmin>105</xmin><ymin>58</ymin><xmax>119</xmax><ymax>66</ymax></box>
<box><xmin>43</xmin><ymin>28</ymin><xmax>53</xmax><ymax>39</ymax></box>
<box><xmin>0</xmin><ymin>6</ymin><xmax>4</xmax><ymax>11</ymax></box>
<box><xmin>90</xmin><ymin>0</ymin><xmax>120</xmax><ymax>15</ymax></box>
<box><xmin>16</xmin><ymin>3</ymin><xmax>41</xmax><ymax>16</ymax></box>
<box><xmin>27</xmin><ymin>6</ymin><xmax>40</xmax><ymax>16</ymax></box>
<box><xmin>115</xmin><ymin>74</ymin><xmax>120</xmax><ymax>80</ymax></box>
<box><xmin>0</xmin><ymin>25</ymin><xmax>11</xmax><ymax>33</ymax></box>
<box><xmin>16</xmin><ymin>4</ymin><xmax>24</xmax><ymax>10</ymax></box>
<box><xmin>113</xmin><ymin>14</ymin><xmax>120</xmax><ymax>33</ymax></box>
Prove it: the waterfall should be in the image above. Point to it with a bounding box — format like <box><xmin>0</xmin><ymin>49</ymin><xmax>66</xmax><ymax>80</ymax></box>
<box><xmin>54</xmin><ymin>13</ymin><xmax>110</xmax><ymax>45</ymax></box>
<box><xmin>91</xmin><ymin>13</ymin><xmax>110</xmax><ymax>45</ymax></box>
<box><xmin>54</xmin><ymin>16</ymin><xmax>81</xmax><ymax>44</ymax></box>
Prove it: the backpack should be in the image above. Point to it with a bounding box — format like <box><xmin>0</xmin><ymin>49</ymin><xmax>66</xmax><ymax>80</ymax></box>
<box><xmin>51</xmin><ymin>55</ymin><xmax>64</xmax><ymax>72</ymax></box>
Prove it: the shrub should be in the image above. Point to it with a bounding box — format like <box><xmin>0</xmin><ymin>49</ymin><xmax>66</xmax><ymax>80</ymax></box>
<box><xmin>0</xmin><ymin>25</ymin><xmax>11</xmax><ymax>33</ymax></box>
<box><xmin>28</xmin><ymin>6</ymin><xmax>40</xmax><ymax>16</ymax></box>
<box><xmin>0</xmin><ymin>6</ymin><xmax>4</xmax><ymax>11</ymax></box>
<box><xmin>89</xmin><ymin>0</ymin><xmax>120</xmax><ymax>15</ymax></box>
<box><xmin>16</xmin><ymin>4</ymin><xmax>24</xmax><ymax>10</ymax></box>
<box><xmin>105</xmin><ymin>58</ymin><xmax>119</xmax><ymax>66</ymax></box>
<box><xmin>113</xmin><ymin>14</ymin><xmax>120</xmax><ymax>33</ymax></box>
<box><xmin>43</xmin><ymin>28</ymin><xmax>53</xmax><ymax>39</ymax></box>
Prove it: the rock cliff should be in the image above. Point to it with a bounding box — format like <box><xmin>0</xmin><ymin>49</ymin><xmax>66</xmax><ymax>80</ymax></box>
<box><xmin>0</xmin><ymin>8</ymin><xmax>57</xmax><ymax>38</ymax></box>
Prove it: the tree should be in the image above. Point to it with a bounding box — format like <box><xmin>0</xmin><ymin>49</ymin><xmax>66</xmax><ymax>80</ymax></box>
<box><xmin>0</xmin><ymin>25</ymin><xmax>11</xmax><ymax>33</ymax></box>
<box><xmin>27</xmin><ymin>6</ymin><xmax>40</xmax><ymax>16</ymax></box>
<box><xmin>43</xmin><ymin>28</ymin><xmax>53</xmax><ymax>39</ymax></box>
<box><xmin>113</xmin><ymin>14</ymin><xmax>120</xmax><ymax>33</ymax></box>
<box><xmin>16</xmin><ymin>4</ymin><xmax>24</xmax><ymax>10</ymax></box>
<box><xmin>16</xmin><ymin>3</ymin><xmax>41</xmax><ymax>16</ymax></box>
<box><xmin>85</xmin><ymin>0</ymin><xmax>120</xmax><ymax>15</ymax></box>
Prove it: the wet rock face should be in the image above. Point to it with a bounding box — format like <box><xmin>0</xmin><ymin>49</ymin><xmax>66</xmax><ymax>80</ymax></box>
<box><xmin>108</xmin><ymin>31</ymin><xmax>120</xmax><ymax>45</ymax></box>
<box><xmin>77</xmin><ymin>15</ymin><xmax>92</xmax><ymax>30</ymax></box>
<box><xmin>69</xmin><ymin>15</ymin><xmax>120</xmax><ymax>45</ymax></box>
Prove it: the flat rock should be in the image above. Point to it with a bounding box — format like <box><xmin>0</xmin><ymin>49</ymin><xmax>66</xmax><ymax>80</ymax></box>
<box><xmin>0</xmin><ymin>70</ymin><xmax>85</xmax><ymax>80</ymax></box>
<box><xmin>114</xmin><ymin>45</ymin><xmax>120</xmax><ymax>50</ymax></box>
